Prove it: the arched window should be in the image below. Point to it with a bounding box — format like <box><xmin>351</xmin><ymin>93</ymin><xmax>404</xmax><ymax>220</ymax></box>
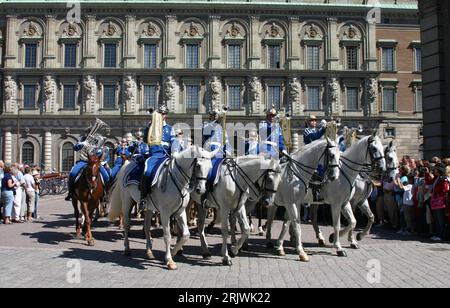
<box><xmin>22</xmin><ymin>142</ymin><xmax>34</xmax><ymax>165</ymax></box>
<box><xmin>61</xmin><ymin>142</ymin><xmax>74</xmax><ymax>173</ymax></box>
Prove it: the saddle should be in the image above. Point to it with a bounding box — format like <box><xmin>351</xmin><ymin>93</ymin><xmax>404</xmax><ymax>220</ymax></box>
<box><xmin>74</xmin><ymin>166</ymin><xmax>106</xmax><ymax>186</ymax></box>
<box><xmin>207</xmin><ymin>158</ymin><xmax>225</xmax><ymax>191</ymax></box>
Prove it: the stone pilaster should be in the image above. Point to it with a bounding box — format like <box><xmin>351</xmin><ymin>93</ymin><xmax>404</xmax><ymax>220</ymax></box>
<box><xmin>4</xmin><ymin>130</ymin><xmax>12</xmax><ymax>164</ymax></box>
<box><xmin>44</xmin><ymin>130</ymin><xmax>52</xmax><ymax>171</ymax></box>
<box><xmin>124</xmin><ymin>15</ymin><xmax>137</xmax><ymax>68</ymax></box>
<box><xmin>248</xmin><ymin>16</ymin><xmax>261</xmax><ymax>69</ymax></box>
<box><xmin>44</xmin><ymin>15</ymin><xmax>57</xmax><ymax>68</ymax></box>
<box><xmin>208</xmin><ymin>15</ymin><xmax>222</xmax><ymax>69</ymax></box>
<box><xmin>164</xmin><ymin>15</ymin><xmax>178</xmax><ymax>68</ymax></box>
<box><xmin>327</xmin><ymin>18</ymin><xmax>339</xmax><ymax>70</ymax></box>
<box><xmin>4</xmin><ymin>15</ymin><xmax>19</xmax><ymax>68</ymax></box>
<box><xmin>287</xmin><ymin>17</ymin><xmax>300</xmax><ymax>70</ymax></box>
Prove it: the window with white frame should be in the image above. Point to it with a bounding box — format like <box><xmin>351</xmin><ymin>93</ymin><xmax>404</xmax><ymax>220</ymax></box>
<box><xmin>307</xmin><ymin>45</ymin><xmax>320</xmax><ymax>70</ymax></box>
<box><xmin>104</xmin><ymin>43</ymin><xmax>117</xmax><ymax>68</ymax></box>
<box><xmin>307</xmin><ymin>86</ymin><xmax>321</xmax><ymax>110</ymax></box>
<box><xmin>268</xmin><ymin>45</ymin><xmax>281</xmax><ymax>69</ymax></box>
<box><xmin>186</xmin><ymin>44</ymin><xmax>199</xmax><ymax>69</ymax></box>
<box><xmin>143</xmin><ymin>85</ymin><xmax>158</xmax><ymax>110</ymax></box>
<box><xmin>25</xmin><ymin>43</ymin><xmax>37</xmax><ymax>68</ymax></box>
<box><xmin>267</xmin><ymin>86</ymin><xmax>281</xmax><ymax>110</ymax></box>
<box><xmin>228</xmin><ymin>45</ymin><xmax>241</xmax><ymax>69</ymax></box>
<box><xmin>103</xmin><ymin>85</ymin><xmax>116</xmax><ymax>109</ymax></box>
<box><xmin>22</xmin><ymin>142</ymin><xmax>34</xmax><ymax>165</ymax></box>
<box><xmin>63</xmin><ymin>85</ymin><xmax>76</xmax><ymax>109</ymax></box>
<box><xmin>186</xmin><ymin>85</ymin><xmax>200</xmax><ymax>111</ymax></box>
<box><xmin>64</xmin><ymin>43</ymin><xmax>77</xmax><ymax>68</ymax></box>
<box><xmin>23</xmin><ymin>85</ymin><xmax>36</xmax><ymax>109</ymax></box>
<box><xmin>382</xmin><ymin>88</ymin><xmax>396</xmax><ymax>112</ymax></box>
<box><xmin>414</xmin><ymin>48</ymin><xmax>422</xmax><ymax>72</ymax></box>
<box><xmin>144</xmin><ymin>44</ymin><xmax>157</xmax><ymax>69</ymax></box>
<box><xmin>415</xmin><ymin>88</ymin><xmax>423</xmax><ymax>112</ymax></box>
<box><xmin>228</xmin><ymin>85</ymin><xmax>242</xmax><ymax>110</ymax></box>
<box><xmin>382</xmin><ymin>47</ymin><xmax>395</xmax><ymax>71</ymax></box>
<box><xmin>61</xmin><ymin>142</ymin><xmax>74</xmax><ymax>173</ymax></box>
<box><xmin>346</xmin><ymin>87</ymin><xmax>359</xmax><ymax>111</ymax></box>
<box><xmin>346</xmin><ymin>46</ymin><xmax>358</xmax><ymax>70</ymax></box>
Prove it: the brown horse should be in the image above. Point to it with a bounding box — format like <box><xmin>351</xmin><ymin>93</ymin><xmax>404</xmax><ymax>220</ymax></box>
<box><xmin>72</xmin><ymin>152</ymin><xmax>104</xmax><ymax>246</ymax></box>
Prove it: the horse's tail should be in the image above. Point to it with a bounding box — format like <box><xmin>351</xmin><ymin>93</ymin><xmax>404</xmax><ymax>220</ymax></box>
<box><xmin>108</xmin><ymin>160</ymin><xmax>131</xmax><ymax>221</ymax></box>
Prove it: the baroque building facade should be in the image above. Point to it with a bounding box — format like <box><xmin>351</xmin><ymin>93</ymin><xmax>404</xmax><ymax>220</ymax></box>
<box><xmin>0</xmin><ymin>0</ymin><xmax>422</xmax><ymax>171</ymax></box>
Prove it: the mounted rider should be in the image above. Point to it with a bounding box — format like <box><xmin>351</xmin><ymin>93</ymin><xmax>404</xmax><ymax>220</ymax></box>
<box><xmin>139</xmin><ymin>105</ymin><xmax>176</xmax><ymax>210</ymax></box>
<box><xmin>110</xmin><ymin>139</ymin><xmax>132</xmax><ymax>181</ymax></box>
<box><xmin>202</xmin><ymin>108</ymin><xmax>232</xmax><ymax>189</ymax></box>
<box><xmin>259</xmin><ymin>106</ymin><xmax>287</xmax><ymax>159</ymax></box>
<box><xmin>65</xmin><ymin>126</ymin><xmax>111</xmax><ymax>201</ymax></box>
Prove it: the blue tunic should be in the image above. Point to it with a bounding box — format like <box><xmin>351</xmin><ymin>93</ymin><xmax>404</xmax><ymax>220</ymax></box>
<box><xmin>259</xmin><ymin>121</ymin><xmax>285</xmax><ymax>158</ymax></box>
<box><xmin>144</xmin><ymin>123</ymin><xmax>176</xmax><ymax>178</ymax></box>
<box><xmin>303</xmin><ymin>127</ymin><xmax>326</xmax><ymax>145</ymax></box>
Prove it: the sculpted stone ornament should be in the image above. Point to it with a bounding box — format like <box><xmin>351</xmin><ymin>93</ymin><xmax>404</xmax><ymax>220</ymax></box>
<box><xmin>83</xmin><ymin>75</ymin><xmax>97</xmax><ymax>113</ymax></box>
<box><xmin>209</xmin><ymin>76</ymin><xmax>222</xmax><ymax>109</ymax></box>
<box><xmin>164</xmin><ymin>75</ymin><xmax>177</xmax><ymax>110</ymax></box>
<box><xmin>288</xmin><ymin>77</ymin><xmax>302</xmax><ymax>113</ymax></box>
<box><xmin>366</xmin><ymin>78</ymin><xmax>379</xmax><ymax>114</ymax></box>
<box><xmin>26</xmin><ymin>21</ymin><xmax>38</xmax><ymax>37</ymax></box>
<box><xmin>43</xmin><ymin>76</ymin><xmax>57</xmax><ymax>113</ymax></box>
<box><xmin>123</xmin><ymin>75</ymin><xmax>137</xmax><ymax>113</ymax></box>
<box><xmin>328</xmin><ymin>78</ymin><xmax>340</xmax><ymax>115</ymax></box>
<box><xmin>4</xmin><ymin>76</ymin><xmax>17</xmax><ymax>113</ymax></box>
<box><xmin>249</xmin><ymin>76</ymin><xmax>262</xmax><ymax>114</ymax></box>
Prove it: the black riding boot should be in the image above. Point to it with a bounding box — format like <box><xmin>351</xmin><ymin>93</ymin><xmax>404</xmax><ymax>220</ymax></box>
<box><xmin>139</xmin><ymin>176</ymin><xmax>152</xmax><ymax>212</ymax></box>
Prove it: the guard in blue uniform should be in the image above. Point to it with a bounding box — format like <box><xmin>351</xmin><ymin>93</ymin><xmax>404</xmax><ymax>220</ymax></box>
<box><xmin>139</xmin><ymin>106</ymin><xmax>176</xmax><ymax>210</ymax></box>
<box><xmin>303</xmin><ymin>115</ymin><xmax>326</xmax><ymax>145</ymax></box>
<box><xmin>245</xmin><ymin>130</ymin><xmax>259</xmax><ymax>156</ymax></box>
<box><xmin>65</xmin><ymin>128</ymin><xmax>110</xmax><ymax>201</ymax></box>
<box><xmin>202</xmin><ymin>109</ymin><xmax>231</xmax><ymax>188</ymax></box>
<box><xmin>259</xmin><ymin>106</ymin><xmax>287</xmax><ymax>159</ymax></box>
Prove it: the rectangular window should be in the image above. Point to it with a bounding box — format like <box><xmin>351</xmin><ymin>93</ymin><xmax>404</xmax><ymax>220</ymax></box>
<box><xmin>144</xmin><ymin>44</ymin><xmax>157</xmax><ymax>69</ymax></box>
<box><xmin>25</xmin><ymin>43</ymin><xmax>37</xmax><ymax>68</ymax></box>
<box><xmin>267</xmin><ymin>86</ymin><xmax>281</xmax><ymax>110</ymax></box>
<box><xmin>63</xmin><ymin>85</ymin><xmax>76</xmax><ymax>109</ymax></box>
<box><xmin>143</xmin><ymin>85</ymin><xmax>157</xmax><ymax>110</ymax></box>
<box><xmin>64</xmin><ymin>43</ymin><xmax>77</xmax><ymax>68</ymax></box>
<box><xmin>186</xmin><ymin>85</ymin><xmax>200</xmax><ymax>110</ymax></box>
<box><xmin>383</xmin><ymin>88</ymin><xmax>396</xmax><ymax>112</ymax></box>
<box><xmin>228</xmin><ymin>86</ymin><xmax>242</xmax><ymax>110</ymax></box>
<box><xmin>346</xmin><ymin>46</ymin><xmax>358</xmax><ymax>70</ymax></box>
<box><xmin>308</xmin><ymin>86</ymin><xmax>320</xmax><ymax>110</ymax></box>
<box><xmin>346</xmin><ymin>87</ymin><xmax>359</xmax><ymax>111</ymax></box>
<box><xmin>415</xmin><ymin>48</ymin><xmax>422</xmax><ymax>72</ymax></box>
<box><xmin>307</xmin><ymin>45</ymin><xmax>320</xmax><ymax>70</ymax></box>
<box><xmin>416</xmin><ymin>88</ymin><xmax>423</xmax><ymax>112</ymax></box>
<box><xmin>103</xmin><ymin>85</ymin><xmax>116</xmax><ymax>109</ymax></box>
<box><xmin>186</xmin><ymin>44</ymin><xmax>199</xmax><ymax>69</ymax></box>
<box><xmin>268</xmin><ymin>45</ymin><xmax>281</xmax><ymax>69</ymax></box>
<box><xmin>23</xmin><ymin>85</ymin><xmax>36</xmax><ymax>109</ymax></box>
<box><xmin>104</xmin><ymin>44</ymin><xmax>117</xmax><ymax>68</ymax></box>
<box><xmin>382</xmin><ymin>48</ymin><xmax>395</xmax><ymax>71</ymax></box>
<box><xmin>228</xmin><ymin>45</ymin><xmax>241</xmax><ymax>69</ymax></box>
<box><xmin>385</xmin><ymin>128</ymin><xmax>396</xmax><ymax>138</ymax></box>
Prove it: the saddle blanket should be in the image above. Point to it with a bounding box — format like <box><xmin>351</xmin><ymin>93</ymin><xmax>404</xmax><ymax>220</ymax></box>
<box><xmin>74</xmin><ymin>166</ymin><xmax>106</xmax><ymax>186</ymax></box>
<box><xmin>123</xmin><ymin>158</ymin><xmax>169</xmax><ymax>188</ymax></box>
<box><xmin>207</xmin><ymin>158</ymin><xmax>224</xmax><ymax>189</ymax></box>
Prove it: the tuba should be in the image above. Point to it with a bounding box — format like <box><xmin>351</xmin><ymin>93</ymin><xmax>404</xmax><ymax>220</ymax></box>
<box><xmin>279</xmin><ymin>112</ymin><xmax>292</xmax><ymax>152</ymax></box>
<box><xmin>80</xmin><ymin>118</ymin><xmax>109</xmax><ymax>160</ymax></box>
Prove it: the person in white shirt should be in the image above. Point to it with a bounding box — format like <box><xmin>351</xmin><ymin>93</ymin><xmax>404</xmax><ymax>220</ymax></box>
<box><xmin>398</xmin><ymin>175</ymin><xmax>416</xmax><ymax>234</ymax></box>
<box><xmin>22</xmin><ymin>167</ymin><xmax>36</xmax><ymax>222</ymax></box>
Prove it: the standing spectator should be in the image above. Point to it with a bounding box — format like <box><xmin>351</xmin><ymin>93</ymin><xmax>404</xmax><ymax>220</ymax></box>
<box><xmin>1</xmin><ymin>164</ymin><xmax>15</xmax><ymax>224</ymax></box>
<box><xmin>0</xmin><ymin>160</ymin><xmax>4</xmax><ymax>221</ymax></box>
<box><xmin>11</xmin><ymin>168</ymin><xmax>24</xmax><ymax>222</ymax></box>
<box><xmin>373</xmin><ymin>178</ymin><xmax>385</xmax><ymax>227</ymax></box>
<box><xmin>430</xmin><ymin>163</ymin><xmax>449</xmax><ymax>241</ymax></box>
<box><xmin>383</xmin><ymin>177</ymin><xmax>398</xmax><ymax>229</ymax></box>
<box><xmin>398</xmin><ymin>175</ymin><xmax>416</xmax><ymax>234</ymax></box>
<box><xmin>23</xmin><ymin>167</ymin><xmax>36</xmax><ymax>222</ymax></box>
<box><xmin>32</xmin><ymin>170</ymin><xmax>41</xmax><ymax>220</ymax></box>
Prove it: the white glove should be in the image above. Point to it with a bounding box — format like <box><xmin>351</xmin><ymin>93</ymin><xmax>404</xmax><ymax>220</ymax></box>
<box><xmin>282</xmin><ymin>150</ymin><xmax>289</xmax><ymax>156</ymax></box>
<box><xmin>320</xmin><ymin>119</ymin><xmax>327</xmax><ymax>128</ymax></box>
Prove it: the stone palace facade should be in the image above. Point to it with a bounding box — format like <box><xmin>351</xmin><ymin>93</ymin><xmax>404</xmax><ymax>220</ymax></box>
<box><xmin>0</xmin><ymin>0</ymin><xmax>422</xmax><ymax>172</ymax></box>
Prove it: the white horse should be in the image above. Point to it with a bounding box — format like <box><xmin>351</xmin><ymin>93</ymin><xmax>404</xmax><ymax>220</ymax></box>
<box><xmin>344</xmin><ymin>141</ymin><xmax>399</xmax><ymax>248</ymax></box>
<box><xmin>109</xmin><ymin>145</ymin><xmax>215</xmax><ymax>270</ymax></box>
<box><xmin>263</xmin><ymin>138</ymin><xmax>341</xmax><ymax>261</ymax></box>
<box><xmin>196</xmin><ymin>156</ymin><xmax>282</xmax><ymax>266</ymax></box>
<box><xmin>302</xmin><ymin>133</ymin><xmax>387</xmax><ymax>256</ymax></box>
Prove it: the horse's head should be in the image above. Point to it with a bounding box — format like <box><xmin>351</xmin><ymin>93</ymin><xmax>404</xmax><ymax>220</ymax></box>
<box><xmin>385</xmin><ymin>140</ymin><xmax>399</xmax><ymax>182</ymax></box>
<box><xmin>367</xmin><ymin>131</ymin><xmax>387</xmax><ymax>173</ymax></box>
<box><xmin>87</xmin><ymin>150</ymin><xmax>101</xmax><ymax>187</ymax></box>
<box><xmin>259</xmin><ymin>158</ymin><xmax>282</xmax><ymax>206</ymax></box>
<box><xmin>324</xmin><ymin>137</ymin><xmax>341</xmax><ymax>181</ymax></box>
<box><xmin>192</xmin><ymin>145</ymin><xmax>217</xmax><ymax>195</ymax></box>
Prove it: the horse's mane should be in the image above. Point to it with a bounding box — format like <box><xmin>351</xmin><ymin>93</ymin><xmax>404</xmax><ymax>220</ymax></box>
<box><xmin>291</xmin><ymin>139</ymin><xmax>328</xmax><ymax>157</ymax></box>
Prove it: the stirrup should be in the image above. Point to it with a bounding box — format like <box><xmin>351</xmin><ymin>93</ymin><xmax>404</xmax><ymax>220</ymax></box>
<box><xmin>139</xmin><ymin>199</ymin><xmax>147</xmax><ymax>212</ymax></box>
<box><xmin>65</xmin><ymin>193</ymin><xmax>72</xmax><ymax>201</ymax></box>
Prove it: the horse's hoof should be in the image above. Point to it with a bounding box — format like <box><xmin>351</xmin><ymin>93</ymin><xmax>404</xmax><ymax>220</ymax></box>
<box><xmin>87</xmin><ymin>239</ymin><xmax>95</xmax><ymax>246</ymax></box>
<box><xmin>176</xmin><ymin>250</ymin><xmax>184</xmax><ymax>257</ymax></box>
<box><xmin>329</xmin><ymin>233</ymin><xmax>335</xmax><ymax>243</ymax></box>
<box><xmin>222</xmin><ymin>259</ymin><xmax>232</xmax><ymax>266</ymax></box>
<box><xmin>146</xmin><ymin>251</ymin><xmax>155</xmax><ymax>260</ymax></box>
<box><xmin>167</xmin><ymin>261</ymin><xmax>178</xmax><ymax>271</ymax></box>
<box><xmin>266</xmin><ymin>242</ymin><xmax>275</xmax><ymax>249</ymax></box>
<box><xmin>123</xmin><ymin>250</ymin><xmax>131</xmax><ymax>257</ymax></box>
<box><xmin>337</xmin><ymin>250</ymin><xmax>348</xmax><ymax>257</ymax></box>
<box><xmin>318</xmin><ymin>239</ymin><xmax>326</xmax><ymax>247</ymax></box>
<box><xmin>202</xmin><ymin>254</ymin><xmax>212</xmax><ymax>260</ymax></box>
<box><xmin>299</xmin><ymin>253</ymin><xmax>310</xmax><ymax>262</ymax></box>
<box><xmin>277</xmin><ymin>249</ymin><xmax>286</xmax><ymax>257</ymax></box>
<box><xmin>229</xmin><ymin>249</ymin><xmax>236</xmax><ymax>259</ymax></box>
<box><xmin>356</xmin><ymin>233</ymin><xmax>363</xmax><ymax>241</ymax></box>
<box><xmin>350</xmin><ymin>244</ymin><xmax>359</xmax><ymax>250</ymax></box>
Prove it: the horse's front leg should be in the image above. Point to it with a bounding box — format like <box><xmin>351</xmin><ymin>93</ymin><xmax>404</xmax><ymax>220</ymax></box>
<box><xmin>81</xmin><ymin>202</ymin><xmax>94</xmax><ymax>246</ymax></box>
<box><xmin>72</xmin><ymin>199</ymin><xmax>81</xmax><ymax>238</ymax></box>
<box><xmin>230</xmin><ymin>206</ymin><xmax>250</xmax><ymax>257</ymax></box>
<box><xmin>265</xmin><ymin>205</ymin><xmax>277</xmax><ymax>248</ymax></box>
<box><xmin>161</xmin><ymin>212</ymin><xmax>177</xmax><ymax>270</ymax></box>
<box><xmin>284</xmin><ymin>204</ymin><xmax>309</xmax><ymax>262</ymax></box>
<box><xmin>275</xmin><ymin>215</ymin><xmax>290</xmax><ymax>256</ymax></box>
<box><xmin>311</xmin><ymin>203</ymin><xmax>325</xmax><ymax>246</ymax></box>
<box><xmin>122</xmin><ymin>198</ymin><xmax>132</xmax><ymax>256</ymax></box>
<box><xmin>356</xmin><ymin>200</ymin><xmax>375</xmax><ymax>243</ymax></box>
<box><xmin>220</xmin><ymin>207</ymin><xmax>232</xmax><ymax>266</ymax></box>
<box><xmin>143</xmin><ymin>210</ymin><xmax>155</xmax><ymax>260</ymax></box>
<box><xmin>338</xmin><ymin>203</ymin><xmax>357</xmax><ymax>249</ymax></box>
<box><xmin>197</xmin><ymin>200</ymin><xmax>211</xmax><ymax>259</ymax></box>
<box><xmin>171</xmin><ymin>209</ymin><xmax>190</xmax><ymax>257</ymax></box>
<box><xmin>330</xmin><ymin>203</ymin><xmax>347</xmax><ymax>257</ymax></box>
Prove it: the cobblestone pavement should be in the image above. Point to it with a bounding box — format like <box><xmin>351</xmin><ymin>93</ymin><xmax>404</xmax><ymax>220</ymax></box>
<box><xmin>1</xmin><ymin>196</ymin><xmax>450</xmax><ymax>288</ymax></box>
